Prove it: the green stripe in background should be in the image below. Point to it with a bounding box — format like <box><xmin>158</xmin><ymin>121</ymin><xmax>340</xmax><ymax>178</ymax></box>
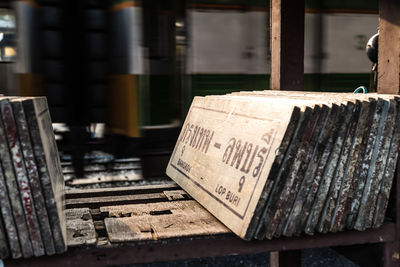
<box><xmin>187</xmin><ymin>0</ymin><xmax>377</xmax><ymax>10</ymax></box>
<box><xmin>187</xmin><ymin>0</ymin><xmax>267</xmax><ymax>8</ymax></box>
<box><xmin>306</xmin><ymin>0</ymin><xmax>378</xmax><ymax>10</ymax></box>
<box><xmin>190</xmin><ymin>74</ymin><xmax>371</xmax><ymax>96</ymax></box>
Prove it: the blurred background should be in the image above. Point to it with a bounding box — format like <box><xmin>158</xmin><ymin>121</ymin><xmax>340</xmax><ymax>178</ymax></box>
<box><xmin>0</xmin><ymin>0</ymin><xmax>378</xmax><ymax>182</ymax></box>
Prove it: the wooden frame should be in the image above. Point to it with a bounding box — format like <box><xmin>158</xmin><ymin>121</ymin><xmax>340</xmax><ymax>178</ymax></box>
<box><xmin>5</xmin><ymin>0</ymin><xmax>400</xmax><ymax>266</ymax></box>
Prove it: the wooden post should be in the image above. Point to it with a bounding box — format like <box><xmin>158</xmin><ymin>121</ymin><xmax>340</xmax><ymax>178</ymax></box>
<box><xmin>377</xmin><ymin>0</ymin><xmax>400</xmax><ymax>94</ymax></box>
<box><xmin>270</xmin><ymin>250</ymin><xmax>301</xmax><ymax>267</ymax></box>
<box><xmin>270</xmin><ymin>0</ymin><xmax>305</xmax><ymax>91</ymax></box>
<box><xmin>269</xmin><ymin>0</ymin><xmax>304</xmax><ymax>262</ymax></box>
<box><xmin>383</xmin><ymin>241</ymin><xmax>400</xmax><ymax>267</ymax></box>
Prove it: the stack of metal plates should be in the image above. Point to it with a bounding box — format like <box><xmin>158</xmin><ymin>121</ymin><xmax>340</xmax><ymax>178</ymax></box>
<box><xmin>0</xmin><ymin>97</ymin><xmax>66</xmax><ymax>259</ymax></box>
<box><xmin>166</xmin><ymin>91</ymin><xmax>400</xmax><ymax>240</ymax></box>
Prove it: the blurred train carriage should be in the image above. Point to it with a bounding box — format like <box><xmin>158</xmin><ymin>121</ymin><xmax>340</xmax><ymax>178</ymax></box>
<box><xmin>4</xmin><ymin>0</ymin><xmax>380</xmax><ymax>178</ymax></box>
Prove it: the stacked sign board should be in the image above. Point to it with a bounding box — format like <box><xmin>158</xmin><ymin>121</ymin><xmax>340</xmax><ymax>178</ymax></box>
<box><xmin>166</xmin><ymin>91</ymin><xmax>400</xmax><ymax>240</ymax></box>
<box><xmin>0</xmin><ymin>97</ymin><xmax>66</xmax><ymax>259</ymax></box>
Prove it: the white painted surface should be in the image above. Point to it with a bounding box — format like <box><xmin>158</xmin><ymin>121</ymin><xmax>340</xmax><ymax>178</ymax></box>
<box><xmin>322</xmin><ymin>13</ymin><xmax>378</xmax><ymax>73</ymax></box>
<box><xmin>188</xmin><ymin>10</ymin><xmax>378</xmax><ymax>75</ymax></box>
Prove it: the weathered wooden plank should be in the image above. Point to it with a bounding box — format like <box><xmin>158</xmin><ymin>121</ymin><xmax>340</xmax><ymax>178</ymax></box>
<box><xmin>66</xmin><ymin>208</ymin><xmax>96</xmax><ymax>247</ymax></box>
<box><xmin>303</xmin><ymin>104</ymin><xmax>347</xmax><ymax>235</ymax></box>
<box><xmin>0</xmin><ymin>113</ymin><xmax>20</xmax><ymax>259</ymax></box>
<box><xmin>265</xmin><ymin>106</ymin><xmax>322</xmax><ymax>239</ymax></box>
<box><xmin>11</xmin><ymin>99</ymin><xmax>56</xmax><ymax>255</ymax></box>
<box><xmin>255</xmin><ymin>107</ymin><xmax>313</xmax><ymax>240</ymax></box>
<box><xmin>279</xmin><ymin>104</ymin><xmax>330</xmax><ymax>237</ymax></box>
<box><xmin>339</xmin><ymin>99</ymin><xmax>378</xmax><ymax>231</ymax></box>
<box><xmin>377</xmin><ymin>0</ymin><xmax>400</xmax><ymax>94</ymax></box>
<box><xmin>330</xmin><ymin>101</ymin><xmax>370</xmax><ymax>232</ymax></box>
<box><xmin>284</xmin><ymin>105</ymin><xmax>339</xmax><ymax>237</ymax></box>
<box><xmin>0</xmin><ymin>211</ymin><xmax>10</xmax><ymax>259</ymax></box>
<box><xmin>0</xmin><ymin>99</ymin><xmax>42</xmax><ymax>257</ymax></box>
<box><xmin>67</xmin><ymin>171</ymin><xmax>142</xmax><ymax>185</ymax></box>
<box><xmin>355</xmin><ymin>100</ymin><xmax>396</xmax><ymax>230</ymax></box>
<box><xmin>22</xmin><ymin>98</ymin><xmax>67</xmax><ymax>253</ymax></box>
<box><xmin>318</xmin><ymin>101</ymin><xmax>361</xmax><ymax>233</ymax></box>
<box><xmin>245</xmin><ymin>107</ymin><xmax>301</xmax><ymax>239</ymax></box>
<box><xmin>166</xmin><ymin>96</ymin><xmax>297</xmax><ymax>239</ymax></box>
<box><xmin>373</xmin><ymin>98</ymin><xmax>400</xmax><ymax>228</ymax></box>
<box><xmin>347</xmin><ymin>99</ymin><xmax>385</xmax><ymax>229</ymax></box>
<box><xmin>307</xmin><ymin>103</ymin><xmax>352</xmax><ymax>234</ymax></box>
<box><xmin>102</xmin><ymin>200</ymin><xmax>230</xmax><ymax>242</ymax></box>
<box><xmin>66</xmin><ymin>183</ymin><xmax>179</xmax><ymax>199</ymax></box>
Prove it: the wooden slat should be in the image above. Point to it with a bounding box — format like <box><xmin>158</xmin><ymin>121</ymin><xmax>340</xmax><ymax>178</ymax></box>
<box><xmin>22</xmin><ymin>98</ymin><xmax>67</xmax><ymax>253</ymax></box>
<box><xmin>373</xmin><ymin>99</ymin><xmax>400</xmax><ymax>228</ymax></box>
<box><xmin>0</xmin><ymin>99</ymin><xmax>20</xmax><ymax>259</ymax></box>
<box><xmin>66</xmin><ymin>183</ymin><xmax>179</xmax><ymax>199</ymax></box>
<box><xmin>66</xmin><ymin>191</ymin><xmax>189</xmax><ymax>209</ymax></box>
<box><xmin>103</xmin><ymin>200</ymin><xmax>230</xmax><ymax>242</ymax></box>
<box><xmin>279</xmin><ymin>105</ymin><xmax>330</xmax><ymax>237</ymax></box>
<box><xmin>316</xmin><ymin>101</ymin><xmax>361</xmax><ymax>233</ymax></box>
<box><xmin>347</xmin><ymin>99</ymin><xmax>385</xmax><ymax>229</ymax></box>
<box><xmin>356</xmin><ymin>100</ymin><xmax>397</xmax><ymax>230</ymax></box>
<box><xmin>11</xmin><ymin>99</ymin><xmax>56</xmax><ymax>255</ymax></box>
<box><xmin>3</xmin><ymin>223</ymin><xmax>397</xmax><ymax>267</ymax></box>
<box><xmin>0</xmin><ymin>99</ymin><xmax>37</xmax><ymax>257</ymax></box>
<box><xmin>66</xmin><ymin>208</ymin><xmax>96</xmax><ymax>247</ymax></box>
<box><xmin>330</xmin><ymin>101</ymin><xmax>370</xmax><ymax>232</ymax></box>
<box><xmin>315</xmin><ymin>103</ymin><xmax>355</xmax><ymax>234</ymax></box>
<box><xmin>67</xmin><ymin>171</ymin><xmax>142</xmax><ymax>186</ymax></box>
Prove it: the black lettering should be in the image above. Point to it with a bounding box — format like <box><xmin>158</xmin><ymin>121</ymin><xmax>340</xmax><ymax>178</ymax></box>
<box><xmin>253</xmin><ymin>147</ymin><xmax>267</xmax><ymax>177</ymax></box>
<box><xmin>195</xmin><ymin>128</ymin><xmax>205</xmax><ymax>149</ymax></box>
<box><xmin>202</xmin><ymin>130</ymin><xmax>214</xmax><ymax>154</ymax></box>
<box><xmin>223</xmin><ymin>138</ymin><xmax>236</xmax><ymax>163</ymax></box>
<box><xmin>179</xmin><ymin>124</ymin><xmax>188</xmax><ymax>143</ymax></box>
<box><xmin>190</xmin><ymin>125</ymin><xmax>199</xmax><ymax>146</ymax></box>
<box><xmin>185</xmin><ymin>124</ymin><xmax>194</xmax><ymax>144</ymax></box>
<box><xmin>240</xmin><ymin>144</ymin><xmax>258</xmax><ymax>174</ymax></box>
<box><xmin>238</xmin><ymin>176</ymin><xmax>245</xmax><ymax>192</ymax></box>
<box><xmin>231</xmin><ymin>141</ymin><xmax>247</xmax><ymax>169</ymax></box>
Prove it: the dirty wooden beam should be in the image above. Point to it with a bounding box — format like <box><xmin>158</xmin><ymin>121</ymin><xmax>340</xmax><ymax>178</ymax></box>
<box><xmin>377</xmin><ymin>0</ymin><xmax>400</xmax><ymax>94</ymax></box>
<box><xmin>270</xmin><ymin>0</ymin><xmax>305</xmax><ymax>90</ymax></box>
<box><xmin>270</xmin><ymin>250</ymin><xmax>301</xmax><ymax>267</ymax></box>
<box><xmin>4</xmin><ymin>223</ymin><xmax>396</xmax><ymax>267</ymax></box>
